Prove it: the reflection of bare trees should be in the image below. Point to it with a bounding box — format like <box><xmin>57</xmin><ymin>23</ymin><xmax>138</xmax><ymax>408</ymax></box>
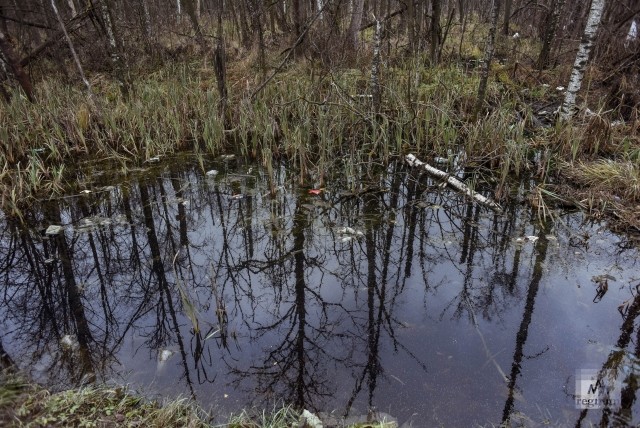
<box><xmin>501</xmin><ymin>223</ymin><xmax>550</xmax><ymax>425</ymax></box>
<box><xmin>573</xmin><ymin>285</ymin><xmax>640</xmax><ymax>427</ymax></box>
<box><xmin>0</xmin><ymin>158</ymin><xmax>638</xmax><ymax>423</ymax></box>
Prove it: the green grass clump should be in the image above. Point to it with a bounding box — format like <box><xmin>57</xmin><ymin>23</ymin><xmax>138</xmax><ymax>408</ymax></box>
<box><xmin>0</xmin><ymin>372</ymin><xmax>210</xmax><ymax>427</ymax></box>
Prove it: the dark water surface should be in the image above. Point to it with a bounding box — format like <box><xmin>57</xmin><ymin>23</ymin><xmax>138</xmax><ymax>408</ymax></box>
<box><xmin>1</xmin><ymin>155</ymin><xmax>639</xmax><ymax>426</ymax></box>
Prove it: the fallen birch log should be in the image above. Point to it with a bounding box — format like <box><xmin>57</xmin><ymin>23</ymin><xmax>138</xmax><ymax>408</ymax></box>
<box><xmin>405</xmin><ymin>153</ymin><xmax>503</xmax><ymax>213</ymax></box>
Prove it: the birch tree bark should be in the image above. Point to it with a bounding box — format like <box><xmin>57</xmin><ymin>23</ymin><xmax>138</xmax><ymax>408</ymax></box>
<box><xmin>473</xmin><ymin>0</ymin><xmax>501</xmax><ymax>119</ymax></box>
<box><xmin>559</xmin><ymin>0</ymin><xmax>606</xmax><ymax>120</ymax></box>
<box><xmin>97</xmin><ymin>0</ymin><xmax>131</xmax><ymax>97</ymax></box>
<box><xmin>51</xmin><ymin>0</ymin><xmax>94</xmax><ymax>98</ymax></box>
<box><xmin>67</xmin><ymin>0</ymin><xmax>78</xmax><ymax>17</ymax></box>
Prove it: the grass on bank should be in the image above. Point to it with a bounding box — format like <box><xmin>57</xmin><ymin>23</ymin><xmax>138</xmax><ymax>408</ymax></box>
<box><xmin>0</xmin><ymin>371</ymin><xmax>399</xmax><ymax>428</ymax></box>
<box><xmin>0</xmin><ymin>373</ymin><xmax>210</xmax><ymax>427</ymax></box>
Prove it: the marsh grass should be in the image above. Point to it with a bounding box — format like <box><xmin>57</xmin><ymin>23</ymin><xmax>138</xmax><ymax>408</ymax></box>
<box><xmin>1</xmin><ymin>40</ymin><xmax>639</xmax><ymax>232</ymax></box>
<box><xmin>565</xmin><ymin>159</ymin><xmax>640</xmax><ymax>202</ymax></box>
<box><xmin>1</xmin><ymin>371</ymin><xmax>403</xmax><ymax>428</ymax></box>
<box><xmin>0</xmin><ymin>371</ymin><xmax>211</xmax><ymax>427</ymax></box>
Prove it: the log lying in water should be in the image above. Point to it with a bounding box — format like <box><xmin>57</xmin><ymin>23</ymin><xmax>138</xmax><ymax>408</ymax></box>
<box><xmin>405</xmin><ymin>153</ymin><xmax>503</xmax><ymax>213</ymax></box>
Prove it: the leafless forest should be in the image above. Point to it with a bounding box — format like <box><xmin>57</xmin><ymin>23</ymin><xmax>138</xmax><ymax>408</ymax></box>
<box><xmin>1</xmin><ymin>0</ymin><xmax>638</xmax><ymax>112</ymax></box>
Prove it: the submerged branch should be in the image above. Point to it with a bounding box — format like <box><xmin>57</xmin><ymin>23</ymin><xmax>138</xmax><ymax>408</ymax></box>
<box><xmin>405</xmin><ymin>154</ymin><xmax>502</xmax><ymax>213</ymax></box>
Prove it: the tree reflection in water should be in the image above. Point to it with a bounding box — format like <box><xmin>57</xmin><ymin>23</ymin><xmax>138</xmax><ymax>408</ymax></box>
<box><xmin>0</xmin><ymin>156</ymin><xmax>639</xmax><ymax>426</ymax></box>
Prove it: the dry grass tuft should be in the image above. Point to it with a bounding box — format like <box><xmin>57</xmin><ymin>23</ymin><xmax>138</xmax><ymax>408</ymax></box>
<box><xmin>564</xmin><ymin>159</ymin><xmax>640</xmax><ymax>202</ymax></box>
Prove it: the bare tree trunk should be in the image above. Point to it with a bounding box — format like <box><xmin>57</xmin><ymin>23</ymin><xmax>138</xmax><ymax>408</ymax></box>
<box><xmin>407</xmin><ymin>0</ymin><xmax>416</xmax><ymax>53</ymax></box>
<box><xmin>0</xmin><ymin>28</ymin><xmax>35</xmax><ymax>102</ymax></box>
<box><xmin>291</xmin><ymin>0</ymin><xmax>307</xmax><ymax>57</ymax></box>
<box><xmin>140</xmin><ymin>0</ymin><xmax>153</xmax><ymax>43</ymax></box>
<box><xmin>51</xmin><ymin>0</ymin><xmax>94</xmax><ymax>98</ymax></box>
<box><xmin>473</xmin><ymin>0</ymin><xmax>501</xmax><ymax>119</ymax></box>
<box><xmin>347</xmin><ymin>0</ymin><xmax>365</xmax><ymax>49</ymax></box>
<box><xmin>502</xmin><ymin>0</ymin><xmax>512</xmax><ymax>35</ymax></box>
<box><xmin>458</xmin><ymin>0</ymin><xmax>465</xmax><ymax>23</ymax></box>
<box><xmin>214</xmin><ymin>0</ymin><xmax>227</xmax><ymax>125</ymax></box>
<box><xmin>67</xmin><ymin>0</ymin><xmax>78</xmax><ymax>17</ymax></box>
<box><xmin>184</xmin><ymin>0</ymin><xmax>206</xmax><ymax>50</ymax></box>
<box><xmin>371</xmin><ymin>17</ymin><xmax>382</xmax><ymax>113</ymax></box>
<box><xmin>430</xmin><ymin>0</ymin><xmax>441</xmax><ymax>65</ymax></box>
<box><xmin>536</xmin><ymin>0</ymin><xmax>565</xmax><ymax>70</ymax></box>
<box><xmin>96</xmin><ymin>0</ymin><xmax>131</xmax><ymax>97</ymax></box>
<box><xmin>559</xmin><ymin>0</ymin><xmax>606</xmax><ymax>120</ymax></box>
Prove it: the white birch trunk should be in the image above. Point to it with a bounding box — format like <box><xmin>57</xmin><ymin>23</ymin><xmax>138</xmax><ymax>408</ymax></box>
<box><xmin>316</xmin><ymin>0</ymin><xmax>324</xmax><ymax>19</ymax></box>
<box><xmin>405</xmin><ymin>154</ymin><xmax>503</xmax><ymax>212</ymax></box>
<box><xmin>66</xmin><ymin>0</ymin><xmax>77</xmax><ymax>17</ymax></box>
<box><xmin>559</xmin><ymin>0</ymin><xmax>606</xmax><ymax>120</ymax></box>
<box><xmin>98</xmin><ymin>0</ymin><xmax>130</xmax><ymax>96</ymax></box>
<box><xmin>52</xmin><ymin>0</ymin><xmax>93</xmax><ymax>97</ymax></box>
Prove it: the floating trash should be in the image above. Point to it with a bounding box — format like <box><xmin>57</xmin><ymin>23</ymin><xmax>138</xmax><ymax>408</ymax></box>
<box><xmin>206</xmin><ymin>170</ymin><xmax>219</xmax><ymax>177</ymax></box>
<box><xmin>556</xmin><ymin>86</ymin><xmax>565</xmax><ymax>91</ymax></box>
<box><xmin>60</xmin><ymin>334</ymin><xmax>79</xmax><ymax>350</ymax></box>
<box><xmin>299</xmin><ymin>410</ymin><xmax>323</xmax><ymax>428</ymax></box>
<box><xmin>337</xmin><ymin>227</ymin><xmax>364</xmax><ymax>244</ymax></box>
<box><xmin>337</xmin><ymin>226</ymin><xmax>364</xmax><ymax>238</ymax></box>
<box><xmin>80</xmin><ymin>189</ymin><xmax>92</xmax><ymax>194</ymax></box>
<box><xmin>146</xmin><ymin>156</ymin><xmax>161</xmax><ymax>163</ymax></box>
<box><xmin>159</xmin><ymin>349</ymin><xmax>174</xmax><ymax>362</ymax></box>
<box><xmin>515</xmin><ymin>235</ymin><xmax>538</xmax><ymax>244</ymax></box>
<box><xmin>45</xmin><ymin>225</ymin><xmax>63</xmax><ymax>235</ymax></box>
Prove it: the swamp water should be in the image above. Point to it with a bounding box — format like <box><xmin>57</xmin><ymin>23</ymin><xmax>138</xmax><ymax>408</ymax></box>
<box><xmin>1</xmin><ymin>155</ymin><xmax>639</xmax><ymax>427</ymax></box>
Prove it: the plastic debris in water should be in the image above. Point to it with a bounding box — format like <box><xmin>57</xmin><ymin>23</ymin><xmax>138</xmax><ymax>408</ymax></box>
<box><xmin>60</xmin><ymin>334</ymin><xmax>79</xmax><ymax>350</ymax></box>
<box><xmin>336</xmin><ymin>226</ymin><xmax>364</xmax><ymax>237</ymax></box>
<box><xmin>159</xmin><ymin>349</ymin><xmax>174</xmax><ymax>362</ymax></box>
<box><xmin>146</xmin><ymin>156</ymin><xmax>160</xmax><ymax>163</ymax></box>
<box><xmin>45</xmin><ymin>225</ymin><xmax>63</xmax><ymax>235</ymax></box>
<box><xmin>308</xmin><ymin>189</ymin><xmax>322</xmax><ymax>195</ymax></box>
<box><xmin>206</xmin><ymin>170</ymin><xmax>219</xmax><ymax>177</ymax></box>
<box><xmin>299</xmin><ymin>410</ymin><xmax>323</xmax><ymax>428</ymax></box>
